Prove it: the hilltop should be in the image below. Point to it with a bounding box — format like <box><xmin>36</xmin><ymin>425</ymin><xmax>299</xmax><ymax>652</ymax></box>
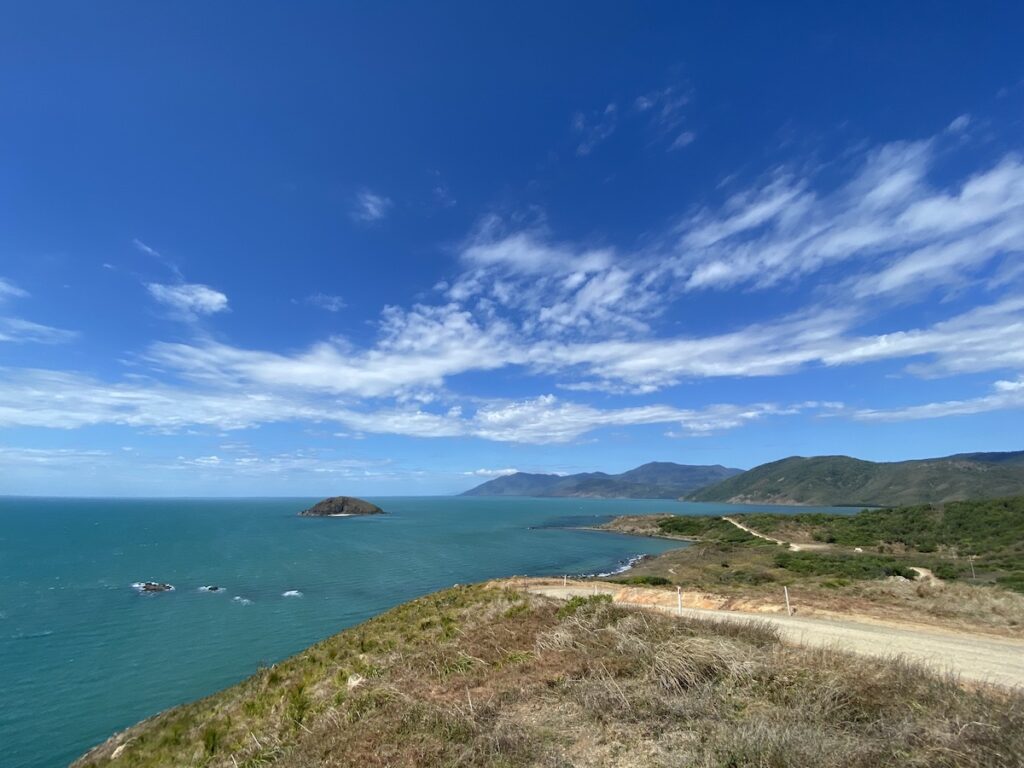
<box><xmin>461</xmin><ymin>461</ymin><xmax>742</xmax><ymax>499</ymax></box>
<box><xmin>73</xmin><ymin>583</ymin><xmax>1023</xmax><ymax>768</ymax></box>
<box><xmin>687</xmin><ymin>451</ymin><xmax>1024</xmax><ymax>506</ymax></box>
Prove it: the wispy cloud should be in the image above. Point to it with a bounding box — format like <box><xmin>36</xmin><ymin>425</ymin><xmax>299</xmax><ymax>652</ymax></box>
<box><xmin>0</xmin><ymin>367</ymin><xmax>820</xmax><ymax>443</ymax></box>
<box><xmin>0</xmin><ymin>277</ymin><xmax>76</xmax><ymax>344</ymax></box>
<box><xmin>0</xmin><ymin>277</ymin><xmax>29</xmax><ymax>301</ymax></box>
<box><xmin>854</xmin><ymin>376</ymin><xmax>1024</xmax><ymax>422</ymax></box>
<box><xmin>463</xmin><ymin>467</ymin><xmax>519</xmax><ymax>477</ymax></box>
<box><xmin>634</xmin><ymin>83</ymin><xmax>694</xmax><ymax>151</ymax></box>
<box><xmin>147</xmin><ymin>282</ymin><xmax>229</xmax><ymax>318</ymax></box>
<box><xmin>133</xmin><ymin>238</ymin><xmax>183</xmax><ymax>279</ymax></box>
<box><xmin>351</xmin><ymin>189</ymin><xmax>392</xmax><ymax>222</ymax></box>
<box><xmin>572</xmin><ymin>103</ymin><xmax>618</xmax><ymax>156</ymax></box>
<box><xmin>304</xmin><ymin>293</ymin><xmax>346</xmax><ymax>312</ymax></box>
<box><xmin>0</xmin><ymin>317</ymin><xmax>78</xmax><ymax>344</ymax></box>
<box><xmin>670</xmin><ymin>137</ymin><xmax>1024</xmax><ymax>297</ymax></box>
<box><xmin>947</xmin><ymin>113</ymin><xmax>971</xmax><ymax>133</ymax></box>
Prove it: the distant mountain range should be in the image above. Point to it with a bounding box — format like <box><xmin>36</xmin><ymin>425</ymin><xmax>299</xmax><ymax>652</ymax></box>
<box><xmin>460</xmin><ymin>451</ymin><xmax>1024</xmax><ymax>506</ymax></box>
<box><xmin>460</xmin><ymin>462</ymin><xmax>743</xmax><ymax>499</ymax></box>
<box><xmin>686</xmin><ymin>451</ymin><xmax>1024</xmax><ymax>506</ymax></box>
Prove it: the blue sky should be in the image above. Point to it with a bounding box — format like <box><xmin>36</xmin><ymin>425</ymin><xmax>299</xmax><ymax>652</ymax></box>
<box><xmin>2</xmin><ymin>3</ymin><xmax>1024</xmax><ymax>496</ymax></box>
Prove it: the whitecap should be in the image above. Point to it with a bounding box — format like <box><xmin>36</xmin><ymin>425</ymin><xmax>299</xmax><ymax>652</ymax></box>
<box><xmin>10</xmin><ymin>629</ymin><xmax>54</xmax><ymax>640</ymax></box>
<box><xmin>282</xmin><ymin>590</ymin><xmax>304</xmax><ymax>598</ymax></box>
<box><xmin>232</xmin><ymin>596</ymin><xmax>253</xmax><ymax>606</ymax></box>
<box><xmin>578</xmin><ymin>554</ymin><xmax>650</xmax><ymax>579</ymax></box>
<box><xmin>198</xmin><ymin>585</ymin><xmax>225</xmax><ymax>593</ymax></box>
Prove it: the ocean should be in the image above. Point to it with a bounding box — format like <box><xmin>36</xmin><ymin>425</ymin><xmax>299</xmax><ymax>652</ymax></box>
<box><xmin>0</xmin><ymin>496</ymin><xmax>846</xmax><ymax>767</ymax></box>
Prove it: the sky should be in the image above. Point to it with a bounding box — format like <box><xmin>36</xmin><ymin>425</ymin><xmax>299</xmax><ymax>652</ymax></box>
<box><xmin>1</xmin><ymin>2</ymin><xmax>1024</xmax><ymax>496</ymax></box>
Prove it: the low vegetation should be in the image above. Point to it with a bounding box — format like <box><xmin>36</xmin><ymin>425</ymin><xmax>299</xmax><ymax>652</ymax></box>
<box><xmin>75</xmin><ymin>585</ymin><xmax>1023</xmax><ymax>768</ymax></box>
<box><xmin>603</xmin><ymin>497</ymin><xmax>1024</xmax><ymax>631</ymax></box>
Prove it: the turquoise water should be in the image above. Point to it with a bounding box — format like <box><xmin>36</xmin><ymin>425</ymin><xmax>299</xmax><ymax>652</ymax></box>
<box><xmin>0</xmin><ymin>496</ymin><xmax>847</xmax><ymax>768</ymax></box>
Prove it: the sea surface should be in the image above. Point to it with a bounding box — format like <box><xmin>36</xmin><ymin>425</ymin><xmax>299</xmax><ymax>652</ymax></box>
<box><xmin>0</xmin><ymin>496</ymin><xmax>852</xmax><ymax>768</ymax></box>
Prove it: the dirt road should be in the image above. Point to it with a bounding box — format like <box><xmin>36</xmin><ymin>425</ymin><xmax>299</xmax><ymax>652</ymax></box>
<box><xmin>520</xmin><ymin>581</ymin><xmax>1024</xmax><ymax>688</ymax></box>
<box><xmin>721</xmin><ymin>516</ymin><xmax>801</xmax><ymax>549</ymax></box>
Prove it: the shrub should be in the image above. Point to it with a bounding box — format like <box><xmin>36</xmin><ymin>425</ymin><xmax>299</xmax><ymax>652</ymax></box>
<box><xmin>557</xmin><ymin>593</ymin><xmax>612</xmax><ymax>618</ymax></box>
<box><xmin>617</xmin><ymin>575</ymin><xmax>671</xmax><ymax>586</ymax></box>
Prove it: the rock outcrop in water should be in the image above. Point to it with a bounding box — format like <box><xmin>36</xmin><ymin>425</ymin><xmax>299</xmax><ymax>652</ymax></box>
<box><xmin>133</xmin><ymin>581</ymin><xmax>174</xmax><ymax>593</ymax></box>
<box><xmin>298</xmin><ymin>496</ymin><xmax>384</xmax><ymax>517</ymax></box>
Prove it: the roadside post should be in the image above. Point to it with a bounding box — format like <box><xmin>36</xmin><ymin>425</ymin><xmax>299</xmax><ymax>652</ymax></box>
<box><xmin>969</xmin><ymin>556</ymin><xmax>976</xmax><ymax>580</ymax></box>
<box><xmin>676</xmin><ymin>586</ymin><xmax>682</xmax><ymax>616</ymax></box>
<box><xmin>784</xmin><ymin>586</ymin><xmax>792</xmax><ymax>616</ymax></box>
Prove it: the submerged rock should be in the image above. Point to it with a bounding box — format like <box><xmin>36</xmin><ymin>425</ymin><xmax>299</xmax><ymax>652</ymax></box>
<box><xmin>298</xmin><ymin>496</ymin><xmax>384</xmax><ymax>517</ymax></box>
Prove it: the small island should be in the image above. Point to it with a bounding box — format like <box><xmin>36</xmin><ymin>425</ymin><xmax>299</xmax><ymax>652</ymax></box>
<box><xmin>298</xmin><ymin>496</ymin><xmax>384</xmax><ymax>517</ymax></box>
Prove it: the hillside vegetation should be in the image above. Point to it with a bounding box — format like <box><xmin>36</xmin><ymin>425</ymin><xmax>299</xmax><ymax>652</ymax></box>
<box><xmin>603</xmin><ymin>497</ymin><xmax>1024</xmax><ymax>632</ymax></box>
<box><xmin>74</xmin><ymin>585</ymin><xmax>1023</xmax><ymax>768</ymax></box>
<box><xmin>688</xmin><ymin>452</ymin><xmax>1024</xmax><ymax>506</ymax></box>
<box><xmin>737</xmin><ymin>496</ymin><xmax>1024</xmax><ymax>592</ymax></box>
<box><xmin>461</xmin><ymin>461</ymin><xmax>741</xmax><ymax>499</ymax></box>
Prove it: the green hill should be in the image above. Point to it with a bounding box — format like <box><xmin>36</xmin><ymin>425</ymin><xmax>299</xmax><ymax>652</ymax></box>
<box><xmin>461</xmin><ymin>461</ymin><xmax>742</xmax><ymax>498</ymax></box>
<box><xmin>687</xmin><ymin>452</ymin><xmax>1024</xmax><ymax>506</ymax></box>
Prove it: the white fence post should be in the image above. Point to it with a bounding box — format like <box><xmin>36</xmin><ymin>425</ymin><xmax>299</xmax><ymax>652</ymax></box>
<box><xmin>563</xmin><ymin>574</ymin><xmax>567</xmax><ymax>587</ymax></box>
<box><xmin>784</xmin><ymin>586</ymin><xmax>792</xmax><ymax>616</ymax></box>
<box><xmin>676</xmin><ymin>586</ymin><xmax>682</xmax><ymax>616</ymax></box>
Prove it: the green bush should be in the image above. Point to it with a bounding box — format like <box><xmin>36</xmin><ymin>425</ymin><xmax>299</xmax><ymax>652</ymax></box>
<box><xmin>774</xmin><ymin>551</ymin><xmax>917</xmax><ymax>581</ymax></box>
<box><xmin>616</xmin><ymin>575</ymin><xmax>671</xmax><ymax>586</ymax></box>
<box><xmin>557</xmin><ymin>594</ymin><xmax>612</xmax><ymax>618</ymax></box>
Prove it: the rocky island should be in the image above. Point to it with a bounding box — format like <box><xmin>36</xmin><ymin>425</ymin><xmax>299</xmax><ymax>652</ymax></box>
<box><xmin>298</xmin><ymin>496</ymin><xmax>384</xmax><ymax>517</ymax></box>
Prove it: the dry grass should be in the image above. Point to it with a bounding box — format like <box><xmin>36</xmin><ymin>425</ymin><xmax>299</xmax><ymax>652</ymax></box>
<box><xmin>74</xmin><ymin>585</ymin><xmax>1024</xmax><ymax>768</ymax></box>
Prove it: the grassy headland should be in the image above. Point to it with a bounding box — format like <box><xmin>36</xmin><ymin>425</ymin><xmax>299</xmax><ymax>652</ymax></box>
<box><xmin>74</xmin><ymin>584</ymin><xmax>1023</xmax><ymax>768</ymax></box>
<box><xmin>602</xmin><ymin>497</ymin><xmax>1024</xmax><ymax>633</ymax></box>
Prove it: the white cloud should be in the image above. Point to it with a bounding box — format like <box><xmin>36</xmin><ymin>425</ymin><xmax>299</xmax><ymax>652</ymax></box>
<box><xmin>133</xmin><ymin>238</ymin><xmax>184</xmax><ymax>279</ymax></box>
<box><xmin>145</xmin><ymin>302</ymin><xmax>519</xmax><ymax>398</ymax></box>
<box><xmin>351</xmin><ymin>190</ymin><xmax>392</xmax><ymax>222</ymax></box>
<box><xmin>0</xmin><ymin>317</ymin><xmax>77</xmax><ymax>344</ymax></box>
<box><xmin>854</xmin><ymin>376</ymin><xmax>1024</xmax><ymax>422</ymax></box>
<box><xmin>304</xmin><ymin>293</ymin><xmax>346</xmax><ymax>312</ymax></box>
<box><xmin>0</xmin><ymin>367</ymin><xmax>825</xmax><ymax>444</ymax></box>
<box><xmin>669</xmin><ymin>131</ymin><xmax>696</xmax><ymax>150</ymax></box>
<box><xmin>948</xmin><ymin>114</ymin><xmax>971</xmax><ymax>133</ymax></box>
<box><xmin>0</xmin><ymin>368</ymin><xmax>331</xmax><ymax>431</ymax></box>
<box><xmin>463</xmin><ymin>467</ymin><xmax>519</xmax><ymax>477</ymax></box>
<box><xmin>573</xmin><ymin>103</ymin><xmax>618</xmax><ymax>156</ymax></box>
<box><xmin>466</xmin><ymin>395</ymin><xmax>809</xmax><ymax>444</ymax></box>
<box><xmin>670</xmin><ymin>138</ymin><xmax>1024</xmax><ymax>298</ymax></box>
<box><xmin>134</xmin><ymin>287</ymin><xmax>1024</xmax><ymax>400</ymax></box>
<box><xmin>147</xmin><ymin>282</ymin><xmax>229</xmax><ymax>317</ymax></box>
<box><xmin>0</xmin><ymin>278</ymin><xmax>76</xmax><ymax>344</ymax></box>
<box><xmin>0</xmin><ymin>278</ymin><xmax>29</xmax><ymax>301</ymax></box>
